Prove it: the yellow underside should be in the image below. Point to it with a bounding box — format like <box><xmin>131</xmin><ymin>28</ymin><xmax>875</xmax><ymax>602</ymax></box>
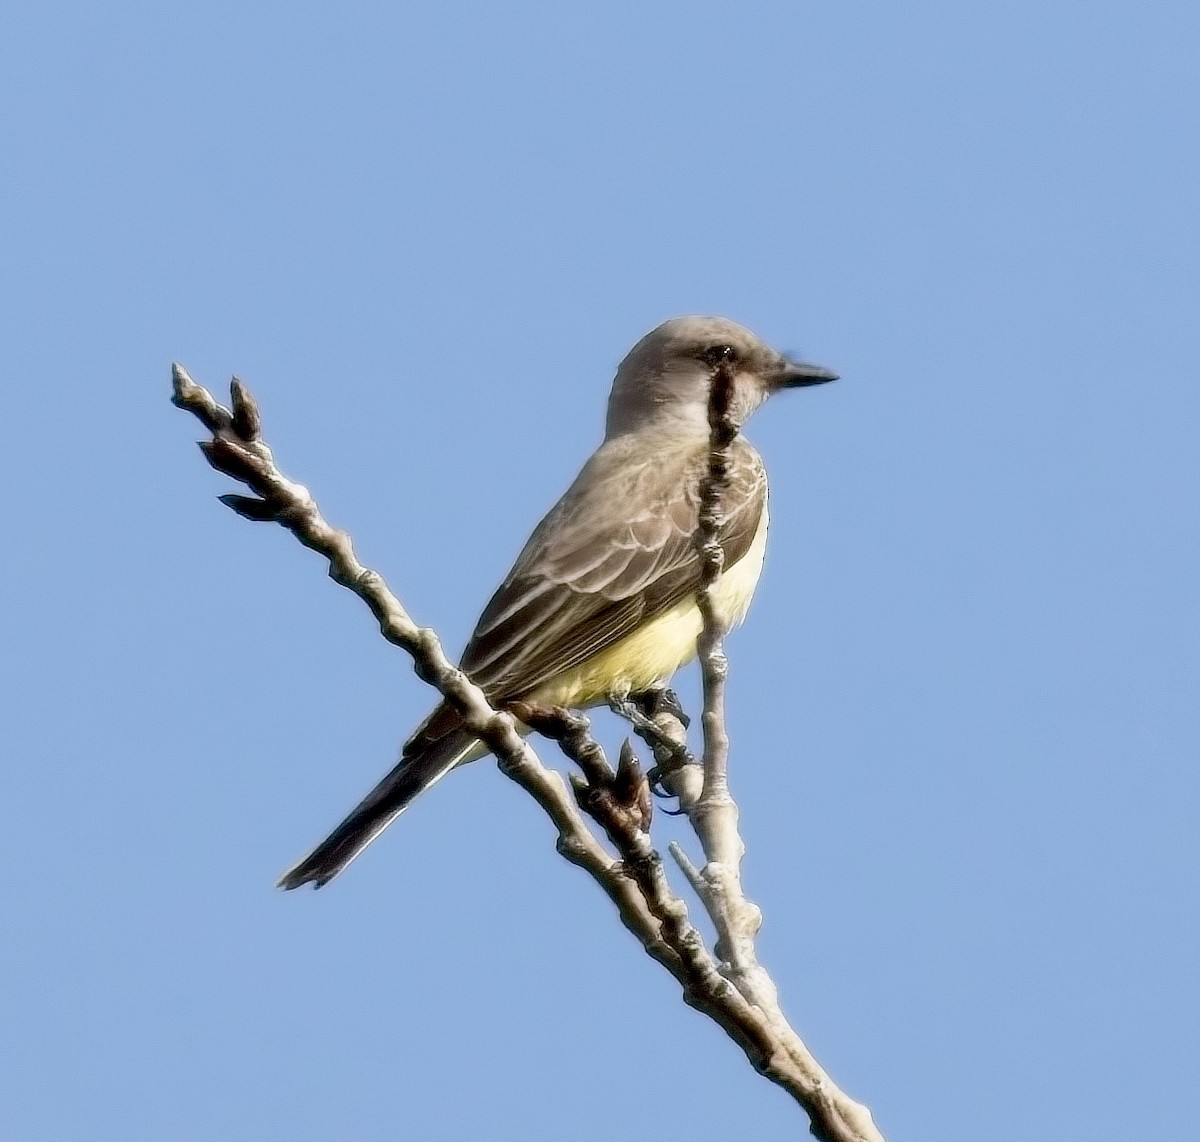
<box><xmin>527</xmin><ymin>504</ymin><xmax>769</xmax><ymax>709</ymax></box>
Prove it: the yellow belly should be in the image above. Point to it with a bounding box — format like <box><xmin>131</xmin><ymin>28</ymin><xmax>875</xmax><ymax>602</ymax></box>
<box><xmin>529</xmin><ymin>504</ymin><xmax>769</xmax><ymax>709</ymax></box>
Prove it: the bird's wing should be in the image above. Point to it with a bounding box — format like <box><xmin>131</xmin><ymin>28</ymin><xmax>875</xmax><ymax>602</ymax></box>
<box><xmin>459</xmin><ymin>436</ymin><xmax>767</xmax><ymax>702</ymax></box>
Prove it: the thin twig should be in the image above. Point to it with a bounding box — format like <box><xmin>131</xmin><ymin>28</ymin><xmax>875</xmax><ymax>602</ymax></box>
<box><xmin>170</xmin><ymin>366</ymin><xmax>668</xmax><ymax>958</ymax></box>
<box><xmin>666</xmin><ymin>360</ymin><xmax>884</xmax><ymax>1142</ymax></box>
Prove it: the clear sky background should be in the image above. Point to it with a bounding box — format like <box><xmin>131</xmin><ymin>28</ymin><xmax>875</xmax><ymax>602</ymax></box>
<box><xmin>2</xmin><ymin>3</ymin><xmax>1197</xmax><ymax>1139</ymax></box>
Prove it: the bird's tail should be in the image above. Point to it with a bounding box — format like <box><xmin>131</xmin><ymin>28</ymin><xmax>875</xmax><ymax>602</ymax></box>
<box><xmin>277</xmin><ymin>720</ymin><xmax>478</xmax><ymax>890</ymax></box>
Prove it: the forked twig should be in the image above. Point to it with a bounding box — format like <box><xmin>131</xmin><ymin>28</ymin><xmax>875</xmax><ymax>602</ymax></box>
<box><xmin>171</xmin><ymin>364</ymin><xmax>883</xmax><ymax>1142</ymax></box>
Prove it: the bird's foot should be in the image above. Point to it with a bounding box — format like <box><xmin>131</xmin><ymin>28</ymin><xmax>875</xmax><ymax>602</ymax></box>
<box><xmin>607</xmin><ymin>688</ymin><xmax>696</xmax><ymax>813</ymax></box>
<box><xmin>633</xmin><ymin>686</ymin><xmax>691</xmax><ymax>728</ymax></box>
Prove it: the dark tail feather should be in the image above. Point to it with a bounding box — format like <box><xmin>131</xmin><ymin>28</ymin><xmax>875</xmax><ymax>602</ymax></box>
<box><xmin>277</xmin><ymin>726</ymin><xmax>477</xmax><ymax>890</ymax></box>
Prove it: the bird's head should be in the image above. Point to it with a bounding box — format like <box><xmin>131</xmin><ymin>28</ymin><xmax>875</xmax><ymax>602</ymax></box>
<box><xmin>605</xmin><ymin>315</ymin><xmax>837</xmax><ymax>439</ymax></box>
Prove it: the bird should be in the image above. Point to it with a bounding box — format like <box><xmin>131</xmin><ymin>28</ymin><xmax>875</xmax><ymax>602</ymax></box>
<box><xmin>278</xmin><ymin>315</ymin><xmax>837</xmax><ymax>889</ymax></box>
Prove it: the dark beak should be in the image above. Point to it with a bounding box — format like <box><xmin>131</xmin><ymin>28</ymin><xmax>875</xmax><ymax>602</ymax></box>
<box><xmin>775</xmin><ymin>358</ymin><xmax>839</xmax><ymax>388</ymax></box>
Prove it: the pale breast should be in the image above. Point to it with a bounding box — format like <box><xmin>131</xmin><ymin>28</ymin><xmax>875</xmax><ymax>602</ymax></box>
<box><xmin>532</xmin><ymin>498</ymin><xmax>769</xmax><ymax>709</ymax></box>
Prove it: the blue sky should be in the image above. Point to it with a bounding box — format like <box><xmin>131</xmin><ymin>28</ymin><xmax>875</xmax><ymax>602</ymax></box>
<box><xmin>2</xmin><ymin>3</ymin><xmax>1197</xmax><ymax>1139</ymax></box>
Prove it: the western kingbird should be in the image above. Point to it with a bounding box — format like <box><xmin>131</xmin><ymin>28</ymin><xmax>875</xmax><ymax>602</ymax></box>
<box><xmin>279</xmin><ymin>316</ymin><xmax>836</xmax><ymax>889</ymax></box>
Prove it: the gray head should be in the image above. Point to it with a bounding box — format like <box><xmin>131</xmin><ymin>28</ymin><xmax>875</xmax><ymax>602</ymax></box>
<box><xmin>605</xmin><ymin>315</ymin><xmax>837</xmax><ymax>439</ymax></box>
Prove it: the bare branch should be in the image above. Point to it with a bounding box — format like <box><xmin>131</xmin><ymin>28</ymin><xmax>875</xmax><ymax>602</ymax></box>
<box><xmin>171</xmin><ymin>364</ymin><xmax>884</xmax><ymax>1142</ymax></box>
<box><xmin>668</xmin><ymin>361</ymin><xmax>884</xmax><ymax>1142</ymax></box>
<box><xmin>171</xmin><ymin>365</ymin><xmax>671</xmax><ymax>964</ymax></box>
<box><xmin>516</xmin><ymin>705</ymin><xmax>798</xmax><ymax>1074</ymax></box>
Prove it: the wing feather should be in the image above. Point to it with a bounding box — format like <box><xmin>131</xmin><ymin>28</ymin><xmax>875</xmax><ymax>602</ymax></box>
<box><xmin>462</xmin><ymin>436</ymin><xmax>766</xmax><ymax>702</ymax></box>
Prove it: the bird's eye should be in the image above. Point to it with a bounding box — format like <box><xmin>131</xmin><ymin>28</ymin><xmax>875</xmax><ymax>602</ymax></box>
<box><xmin>702</xmin><ymin>344</ymin><xmax>736</xmax><ymax>366</ymax></box>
